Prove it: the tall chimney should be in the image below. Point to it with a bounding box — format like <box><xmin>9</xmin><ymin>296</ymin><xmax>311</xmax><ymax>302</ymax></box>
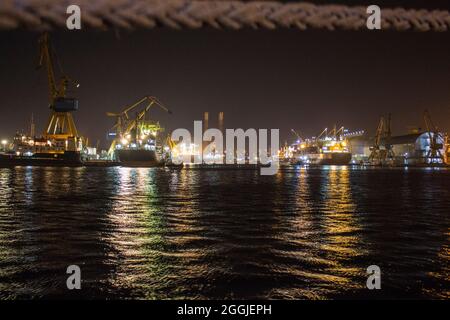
<box><xmin>218</xmin><ymin>112</ymin><xmax>224</xmax><ymax>161</ymax></box>
<box><xmin>218</xmin><ymin>111</ymin><xmax>224</xmax><ymax>134</ymax></box>
<box><xmin>203</xmin><ymin>112</ymin><xmax>209</xmax><ymax>132</ymax></box>
<box><xmin>30</xmin><ymin>113</ymin><xmax>35</xmax><ymax>137</ymax></box>
<box><xmin>203</xmin><ymin>112</ymin><xmax>209</xmax><ymax>155</ymax></box>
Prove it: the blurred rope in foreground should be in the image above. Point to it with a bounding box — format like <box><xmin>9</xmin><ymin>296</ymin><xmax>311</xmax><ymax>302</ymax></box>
<box><xmin>0</xmin><ymin>0</ymin><xmax>449</xmax><ymax>31</ymax></box>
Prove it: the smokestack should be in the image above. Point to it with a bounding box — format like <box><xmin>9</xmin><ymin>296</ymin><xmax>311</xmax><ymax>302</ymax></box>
<box><xmin>202</xmin><ymin>112</ymin><xmax>209</xmax><ymax>155</ymax></box>
<box><xmin>30</xmin><ymin>113</ymin><xmax>35</xmax><ymax>137</ymax></box>
<box><xmin>203</xmin><ymin>112</ymin><xmax>209</xmax><ymax>132</ymax></box>
<box><xmin>218</xmin><ymin>112</ymin><xmax>224</xmax><ymax>160</ymax></box>
<box><xmin>218</xmin><ymin>112</ymin><xmax>224</xmax><ymax>134</ymax></box>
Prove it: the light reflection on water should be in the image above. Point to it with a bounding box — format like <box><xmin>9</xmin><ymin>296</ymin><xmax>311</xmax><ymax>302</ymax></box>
<box><xmin>0</xmin><ymin>166</ymin><xmax>448</xmax><ymax>299</ymax></box>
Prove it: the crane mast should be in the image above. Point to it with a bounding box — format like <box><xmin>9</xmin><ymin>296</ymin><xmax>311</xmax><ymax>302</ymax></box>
<box><xmin>38</xmin><ymin>33</ymin><xmax>59</xmax><ymax>105</ymax></box>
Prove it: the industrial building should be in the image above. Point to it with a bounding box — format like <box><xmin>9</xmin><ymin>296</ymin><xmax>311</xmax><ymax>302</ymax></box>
<box><xmin>349</xmin><ymin>132</ymin><xmax>448</xmax><ymax>165</ymax></box>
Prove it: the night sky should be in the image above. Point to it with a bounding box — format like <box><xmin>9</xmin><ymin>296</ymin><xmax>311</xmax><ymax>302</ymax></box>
<box><xmin>1</xmin><ymin>1</ymin><xmax>450</xmax><ymax>148</ymax></box>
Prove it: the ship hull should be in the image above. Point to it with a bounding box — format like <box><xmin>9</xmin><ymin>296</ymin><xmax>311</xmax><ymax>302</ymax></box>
<box><xmin>302</xmin><ymin>152</ymin><xmax>352</xmax><ymax>165</ymax></box>
<box><xmin>0</xmin><ymin>151</ymin><xmax>83</xmax><ymax>167</ymax></box>
<box><xmin>115</xmin><ymin>149</ymin><xmax>163</xmax><ymax>167</ymax></box>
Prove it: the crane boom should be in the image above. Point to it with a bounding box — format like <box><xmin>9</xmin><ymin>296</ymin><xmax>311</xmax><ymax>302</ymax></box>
<box><xmin>291</xmin><ymin>129</ymin><xmax>303</xmax><ymax>143</ymax></box>
<box><xmin>374</xmin><ymin>117</ymin><xmax>385</xmax><ymax>147</ymax></box>
<box><xmin>38</xmin><ymin>32</ymin><xmax>79</xmax><ymax>111</ymax></box>
<box><xmin>317</xmin><ymin>128</ymin><xmax>328</xmax><ymax>140</ymax></box>
<box><xmin>368</xmin><ymin>116</ymin><xmax>385</xmax><ymax>164</ymax></box>
<box><xmin>38</xmin><ymin>33</ymin><xmax>74</xmax><ymax>106</ymax></box>
<box><xmin>38</xmin><ymin>33</ymin><xmax>58</xmax><ymax>104</ymax></box>
<box><xmin>124</xmin><ymin>97</ymin><xmax>171</xmax><ymax>135</ymax></box>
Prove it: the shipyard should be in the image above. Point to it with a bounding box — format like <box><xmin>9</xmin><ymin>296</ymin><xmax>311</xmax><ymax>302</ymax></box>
<box><xmin>0</xmin><ymin>33</ymin><xmax>448</xmax><ymax>169</ymax></box>
<box><xmin>0</xmin><ymin>0</ymin><xmax>449</xmax><ymax>305</ymax></box>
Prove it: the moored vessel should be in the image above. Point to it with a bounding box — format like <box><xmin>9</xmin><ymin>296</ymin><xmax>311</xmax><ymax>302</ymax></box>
<box><xmin>0</xmin><ymin>151</ymin><xmax>83</xmax><ymax>167</ymax></box>
<box><xmin>0</xmin><ymin>33</ymin><xmax>86</xmax><ymax>168</ymax></box>
<box><xmin>115</xmin><ymin>149</ymin><xmax>163</xmax><ymax>167</ymax></box>
<box><xmin>289</xmin><ymin>126</ymin><xmax>352</xmax><ymax>165</ymax></box>
<box><xmin>107</xmin><ymin>96</ymin><xmax>172</xmax><ymax>167</ymax></box>
<box><xmin>301</xmin><ymin>150</ymin><xmax>352</xmax><ymax>165</ymax></box>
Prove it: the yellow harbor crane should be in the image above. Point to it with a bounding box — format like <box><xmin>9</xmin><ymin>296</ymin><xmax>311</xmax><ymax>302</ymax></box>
<box><xmin>368</xmin><ymin>114</ymin><xmax>395</xmax><ymax>165</ymax></box>
<box><xmin>37</xmin><ymin>32</ymin><xmax>82</xmax><ymax>151</ymax></box>
<box><xmin>107</xmin><ymin>96</ymin><xmax>171</xmax><ymax>157</ymax></box>
<box><xmin>369</xmin><ymin>117</ymin><xmax>384</xmax><ymax>164</ymax></box>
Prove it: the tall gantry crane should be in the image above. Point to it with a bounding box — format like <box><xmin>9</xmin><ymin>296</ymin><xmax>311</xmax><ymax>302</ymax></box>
<box><xmin>368</xmin><ymin>116</ymin><xmax>385</xmax><ymax>164</ymax></box>
<box><xmin>37</xmin><ymin>32</ymin><xmax>81</xmax><ymax>150</ymax></box>
<box><xmin>107</xmin><ymin>96</ymin><xmax>171</xmax><ymax>156</ymax></box>
<box><xmin>423</xmin><ymin>110</ymin><xmax>445</xmax><ymax>164</ymax></box>
<box><xmin>368</xmin><ymin>114</ymin><xmax>395</xmax><ymax>165</ymax></box>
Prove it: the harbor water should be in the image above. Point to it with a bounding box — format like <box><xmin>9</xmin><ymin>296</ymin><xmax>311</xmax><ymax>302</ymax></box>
<box><xmin>0</xmin><ymin>166</ymin><xmax>448</xmax><ymax>299</ymax></box>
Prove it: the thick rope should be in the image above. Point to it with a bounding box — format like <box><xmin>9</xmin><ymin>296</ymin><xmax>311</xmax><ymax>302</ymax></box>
<box><xmin>0</xmin><ymin>0</ymin><xmax>449</xmax><ymax>31</ymax></box>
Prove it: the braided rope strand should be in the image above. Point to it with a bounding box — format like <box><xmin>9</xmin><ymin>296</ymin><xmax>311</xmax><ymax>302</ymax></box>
<box><xmin>0</xmin><ymin>0</ymin><xmax>449</xmax><ymax>31</ymax></box>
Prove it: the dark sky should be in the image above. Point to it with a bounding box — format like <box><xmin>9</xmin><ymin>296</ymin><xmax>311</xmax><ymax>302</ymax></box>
<box><xmin>1</xmin><ymin>2</ymin><xmax>450</xmax><ymax>147</ymax></box>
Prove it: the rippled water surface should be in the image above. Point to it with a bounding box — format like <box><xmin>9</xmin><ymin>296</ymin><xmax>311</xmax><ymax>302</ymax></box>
<box><xmin>0</xmin><ymin>166</ymin><xmax>448</xmax><ymax>299</ymax></box>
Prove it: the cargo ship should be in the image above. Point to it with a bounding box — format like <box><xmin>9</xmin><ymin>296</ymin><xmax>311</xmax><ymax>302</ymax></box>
<box><xmin>112</xmin><ymin>117</ymin><xmax>169</xmax><ymax>167</ymax></box>
<box><xmin>114</xmin><ymin>143</ymin><xmax>164</xmax><ymax>167</ymax></box>
<box><xmin>0</xmin><ymin>133</ymin><xmax>84</xmax><ymax>167</ymax></box>
<box><xmin>296</xmin><ymin>145</ymin><xmax>352</xmax><ymax>165</ymax></box>
<box><xmin>0</xmin><ymin>152</ymin><xmax>82</xmax><ymax>167</ymax></box>
<box><xmin>290</xmin><ymin>127</ymin><xmax>352</xmax><ymax>165</ymax></box>
<box><xmin>107</xmin><ymin>96</ymin><xmax>171</xmax><ymax>167</ymax></box>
